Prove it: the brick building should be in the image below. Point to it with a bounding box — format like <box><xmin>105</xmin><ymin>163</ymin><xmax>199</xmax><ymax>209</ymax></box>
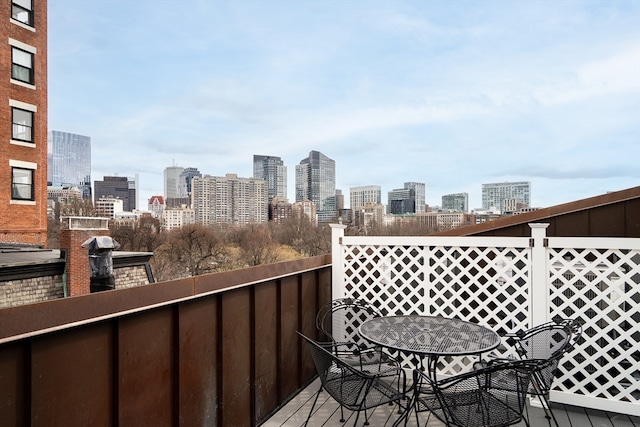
<box><xmin>0</xmin><ymin>1</ymin><xmax>48</xmax><ymax>246</ymax></box>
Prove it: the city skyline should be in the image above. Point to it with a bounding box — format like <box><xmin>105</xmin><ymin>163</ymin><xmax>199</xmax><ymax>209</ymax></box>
<box><xmin>48</xmin><ymin>1</ymin><xmax>640</xmax><ymax>210</ymax></box>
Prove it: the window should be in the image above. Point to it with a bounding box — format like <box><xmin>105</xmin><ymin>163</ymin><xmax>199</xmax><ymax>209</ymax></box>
<box><xmin>12</xmin><ymin>107</ymin><xmax>33</xmax><ymax>143</ymax></box>
<box><xmin>12</xmin><ymin>47</ymin><xmax>34</xmax><ymax>84</ymax></box>
<box><xmin>12</xmin><ymin>0</ymin><xmax>33</xmax><ymax>26</ymax></box>
<box><xmin>12</xmin><ymin>167</ymin><xmax>34</xmax><ymax>200</ymax></box>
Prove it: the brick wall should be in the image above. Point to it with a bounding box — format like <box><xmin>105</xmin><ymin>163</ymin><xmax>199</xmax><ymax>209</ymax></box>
<box><xmin>60</xmin><ymin>228</ymin><xmax>110</xmax><ymax>296</ymax></box>
<box><xmin>114</xmin><ymin>266</ymin><xmax>151</xmax><ymax>289</ymax></box>
<box><xmin>0</xmin><ymin>0</ymin><xmax>48</xmax><ymax>246</ymax></box>
<box><xmin>0</xmin><ymin>274</ymin><xmax>63</xmax><ymax>308</ymax></box>
<box><xmin>0</xmin><ymin>265</ymin><xmax>151</xmax><ymax>308</ymax></box>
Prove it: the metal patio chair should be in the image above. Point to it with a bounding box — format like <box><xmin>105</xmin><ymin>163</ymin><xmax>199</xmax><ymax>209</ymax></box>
<box><xmin>412</xmin><ymin>359</ymin><xmax>543</xmax><ymax>427</ymax></box>
<box><xmin>475</xmin><ymin>318</ymin><xmax>583</xmax><ymax>427</ymax></box>
<box><xmin>298</xmin><ymin>332</ymin><xmax>408</xmax><ymax>426</ymax></box>
<box><xmin>316</xmin><ymin>297</ymin><xmax>392</xmax><ymax>370</ymax></box>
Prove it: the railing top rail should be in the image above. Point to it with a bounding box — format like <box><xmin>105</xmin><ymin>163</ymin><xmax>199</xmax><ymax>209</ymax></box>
<box><xmin>340</xmin><ymin>235</ymin><xmax>532</xmax><ymax>247</ymax></box>
<box><xmin>547</xmin><ymin>237</ymin><xmax>640</xmax><ymax>250</ymax></box>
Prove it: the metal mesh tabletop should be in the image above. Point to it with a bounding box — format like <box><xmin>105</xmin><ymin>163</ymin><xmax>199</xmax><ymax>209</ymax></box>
<box><xmin>358</xmin><ymin>315</ymin><xmax>500</xmax><ymax>357</ymax></box>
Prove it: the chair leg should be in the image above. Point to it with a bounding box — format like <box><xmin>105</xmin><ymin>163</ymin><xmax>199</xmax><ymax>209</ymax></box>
<box><xmin>539</xmin><ymin>393</ymin><xmax>560</xmax><ymax>427</ymax></box>
<box><xmin>304</xmin><ymin>385</ymin><xmax>323</xmax><ymax>427</ymax></box>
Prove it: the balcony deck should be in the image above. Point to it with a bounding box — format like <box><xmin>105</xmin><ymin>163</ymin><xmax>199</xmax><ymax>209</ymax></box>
<box><xmin>264</xmin><ymin>378</ymin><xmax>640</xmax><ymax>427</ymax></box>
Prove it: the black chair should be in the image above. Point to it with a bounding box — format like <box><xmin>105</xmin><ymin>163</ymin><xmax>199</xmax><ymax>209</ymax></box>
<box><xmin>476</xmin><ymin>318</ymin><xmax>582</xmax><ymax>427</ymax></box>
<box><xmin>316</xmin><ymin>297</ymin><xmax>391</xmax><ymax>369</ymax></box>
<box><xmin>412</xmin><ymin>359</ymin><xmax>543</xmax><ymax>427</ymax></box>
<box><xmin>298</xmin><ymin>332</ymin><xmax>407</xmax><ymax>426</ymax></box>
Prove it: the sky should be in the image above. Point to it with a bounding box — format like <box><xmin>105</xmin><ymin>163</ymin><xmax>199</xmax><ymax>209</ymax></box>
<box><xmin>48</xmin><ymin>0</ymin><xmax>640</xmax><ymax>210</ymax></box>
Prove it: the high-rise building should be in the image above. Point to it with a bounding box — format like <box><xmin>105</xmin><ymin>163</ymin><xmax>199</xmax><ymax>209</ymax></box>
<box><xmin>295</xmin><ymin>150</ymin><xmax>336</xmax><ymax>223</ymax></box>
<box><xmin>1</xmin><ymin>0</ymin><xmax>48</xmax><ymax>245</ymax></box>
<box><xmin>482</xmin><ymin>182</ymin><xmax>531</xmax><ymax>211</ymax></box>
<box><xmin>442</xmin><ymin>193</ymin><xmax>469</xmax><ymax>212</ymax></box>
<box><xmin>387</xmin><ymin>182</ymin><xmax>425</xmax><ymax>215</ymax></box>
<box><xmin>192</xmin><ymin>173</ymin><xmax>268</xmax><ymax>225</ymax></box>
<box><xmin>94</xmin><ymin>176</ymin><xmax>136</xmax><ymax>212</ymax></box>
<box><xmin>405</xmin><ymin>182</ymin><xmax>426</xmax><ymax>213</ymax></box>
<box><xmin>47</xmin><ymin>131</ymin><xmax>92</xmax><ymax>199</ymax></box>
<box><xmin>253</xmin><ymin>155</ymin><xmax>287</xmax><ymax>206</ymax></box>
<box><xmin>178</xmin><ymin>167</ymin><xmax>201</xmax><ymax>199</ymax></box>
<box><xmin>164</xmin><ymin>165</ymin><xmax>183</xmax><ymax>200</ymax></box>
<box><xmin>350</xmin><ymin>185</ymin><xmax>382</xmax><ymax>211</ymax></box>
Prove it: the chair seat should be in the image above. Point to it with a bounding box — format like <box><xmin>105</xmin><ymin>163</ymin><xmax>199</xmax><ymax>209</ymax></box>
<box><xmin>418</xmin><ymin>389</ymin><xmax>525</xmax><ymax>427</ymax></box>
<box><xmin>413</xmin><ymin>359</ymin><xmax>540</xmax><ymax>427</ymax></box>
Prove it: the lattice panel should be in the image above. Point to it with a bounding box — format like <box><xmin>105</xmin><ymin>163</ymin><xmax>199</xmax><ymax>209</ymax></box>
<box><xmin>341</xmin><ymin>243</ymin><xmax>530</xmax><ymax>374</ymax></box>
<box><xmin>342</xmin><ymin>245</ymin><xmax>426</xmax><ymax>316</ymax></box>
<box><xmin>425</xmin><ymin>245</ymin><xmax>530</xmax><ymax>374</ymax></box>
<box><xmin>547</xmin><ymin>247</ymin><xmax>640</xmax><ymax>404</ymax></box>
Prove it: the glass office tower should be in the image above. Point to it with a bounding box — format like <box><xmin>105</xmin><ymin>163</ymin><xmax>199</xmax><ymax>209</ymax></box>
<box><xmin>47</xmin><ymin>131</ymin><xmax>92</xmax><ymax>199</ymax></box>
<box><xmin>295</xmin><ymin>150</ymin><xmax>336</xmax><ymax>223</ymax></box>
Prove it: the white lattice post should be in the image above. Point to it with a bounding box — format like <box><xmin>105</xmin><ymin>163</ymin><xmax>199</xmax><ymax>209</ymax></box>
<box><xmin>330</xmin><ymin>224</ymin><xmax>347</xmax><ymax>301</ymax></box>
<box><xmin>529</xmin><ymin>223</ymin><xmax>550</xmax><ymax>327</ymax></box>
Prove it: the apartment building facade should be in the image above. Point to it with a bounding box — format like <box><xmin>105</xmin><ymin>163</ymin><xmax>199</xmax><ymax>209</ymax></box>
<box><xmin>349</xmin><ymin>185</ymin><xmax>382</xmax><ymax>211</ymax></box>
<box><xmin>482</xmin><ymin>181</ymin><xmax>531</xmax><ymax>212</ymax></box>
<box><xmin>253</xmin><ymin>155</ymin><xmax>287</xmax><ymax>204</ymax></box>
<box><xmin>442</xmin><ymin>192</ymin><xmax>469</xmax><ymax>212</ymax></box>
<box><xmin>192</xmin><ymin>173</ymin><xmax>268</xmax><ymax>225</ymax></box>
<box><xmin>1</xmin><ymin>0</ymin><xmax>48</xmax><ymax>245</ymax></box>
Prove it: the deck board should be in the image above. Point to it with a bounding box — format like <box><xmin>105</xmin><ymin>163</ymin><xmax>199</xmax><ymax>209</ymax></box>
<box><xmin>262</xmin><ymin>378</ymin><xmax>640</xmax><ymax>427</ymax></box>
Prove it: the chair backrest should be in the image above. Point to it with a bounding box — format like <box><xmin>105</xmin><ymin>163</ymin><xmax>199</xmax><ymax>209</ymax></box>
<box><xmin>316</xmin><ymin>298</ymin><xmax>382</xmax><ymax>347</ymax></box>
<box><xmin>416</xmin><ymin>359</ymin><xmax>541</xmax><ymax>427</ymax></box>
<box><xmin>297</xmin><ymin>331</ymin><xmax>374</xmax><ymax>410</ymax></box>
<box><xmin>511</xmin><ymin>318</ymin><xmax>582</xmax><ymax>392</ymax></box>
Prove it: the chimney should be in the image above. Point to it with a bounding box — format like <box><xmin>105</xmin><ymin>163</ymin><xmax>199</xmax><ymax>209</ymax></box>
<box><xmin>59</xmin><ymin>217</ymin><xmax>110</xmax><ymax>297</ymax></box>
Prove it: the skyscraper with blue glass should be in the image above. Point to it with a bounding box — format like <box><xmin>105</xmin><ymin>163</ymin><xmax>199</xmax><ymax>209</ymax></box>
<box><xmin>47</xmin><ymin>131</ymin><xmax>92</xmax><ymax>199</ymax></box>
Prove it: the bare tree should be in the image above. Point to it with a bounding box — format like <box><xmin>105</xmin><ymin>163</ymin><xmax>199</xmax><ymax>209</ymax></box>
<box><xmin>110</xmin><ymin>215</ymin><xmax>161</xmax><ymax>252</ymax></box>
<box><xmin>235</xmin><ymin>223</ymin><xmax>281</xmax><ymax>266</ymax></box>
<box><xmin>59</xmin><ymin>198</ymin><xmax>98</xmax><ymax>217</ymax></box>
<box><xmin>275</xmin><ymin>211</ymin><xmax>330</xmax><ymax>257</ymax></box>
<box><xmin>152</xmin><ymin>224</ymin><xmax>229</xmax><ymax>281</ymax></box>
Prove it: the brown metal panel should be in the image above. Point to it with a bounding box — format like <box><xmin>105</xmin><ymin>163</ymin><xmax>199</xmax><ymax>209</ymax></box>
<box><xmin>253</xmin><ymin>281</ymin><xmax>278</xmax><ymax>423</ymax></box>
<box><xmin>300</xmin><ymin>272</ymin><xmax>318</xmax><ymax>342</ymax></box>
<box><xmin>298</xmin><ymin>272</ymin><xmax>318</xmax><ymax>381</ymax></box>
<box><xmin>193</xmin><ymin>255</ymin><xmax>331</xmax><ymax>295</ymax></box>
<box><xmin>31</xmin><ymin>322</ymin><xmax>114</xmax><ymax>427</ymax></box>
<box><xmin>279</xmin><ymin>275</ymin><xmax>301</xmax><ymax>398</ymax></box>
<box><xmin>178</xmin><ymin>297</ymin><xmax>219</xmax><ymax>426</ymax></box>
<box><xmin>221</xmin><ymin>288</ymin><xmax>252</xmax><ymax>427</ymax></box>
<box><xmin>625</xmin><ymin>198</ymin><xmax>640</xmax><ymax>237</ymax></box>
<box><xmin>318</xmin><ymin>267</ymin><xmax>332</xmax><ymax>338</ymax></box>
<box><xmin>554</xmin><ymin>211</ymin><xmax>590</xmax><ymax>237</ymax></box>
<box><xmin>0</xmin><ymin>278</ymin><xmax>194</xmax><ymax>342</ymax></box>
<box><xmin>0</xmin><ymin>341</ymin><xmax>27</xmax><ymax>426</ymax></box>
<box><xmin>118</xmin><ymin>307</ymin><xmax>174</xmax><ymax>427</ymax></box>
<box><xmin>590</xmin><ymin>204</ymin><xmax>626</xmax><ymax>236</ymax></box>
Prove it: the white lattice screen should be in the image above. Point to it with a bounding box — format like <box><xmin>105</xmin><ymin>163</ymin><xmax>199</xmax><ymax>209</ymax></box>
<box><xmin>331</xmin><ymin>226</ymin><xmax>640</xmax><ymax>415</ymax></box>
<box><xmin>546</xmin><ymin>238</ymin><xmax>640</xmax><ymax>413</ymax></box>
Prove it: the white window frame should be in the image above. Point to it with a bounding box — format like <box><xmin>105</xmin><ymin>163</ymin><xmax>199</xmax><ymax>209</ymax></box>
<box><xmin>9</xmin><ymin>100</ymin><xmax>37</xmax><ymax>147</ymax></box>
<box><xmin>9</xmin><ymin>159</ymin><xmax>37</xmax><ymax>204</ymax></box>
<box><xmin>9</xmin><ymin>39</ymin><xmax>36</xmax><ymax>88</ymax></box>
<box><xmin>11</xmin><ymin>0</ymin><xmax>34</xmax><ymax>29</ymax></box>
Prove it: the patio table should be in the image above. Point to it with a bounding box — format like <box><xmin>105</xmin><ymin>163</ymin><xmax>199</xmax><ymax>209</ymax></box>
<box><xmin>358</xmin><ymin>315</ymin><xmax>501</xmax><ymax>426</ymax></box>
